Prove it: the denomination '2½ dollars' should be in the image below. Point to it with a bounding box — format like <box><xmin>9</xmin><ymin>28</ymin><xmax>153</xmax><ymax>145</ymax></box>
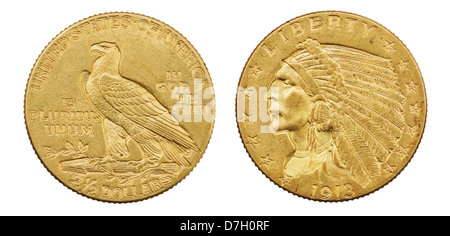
<box><xmin>25</xmin><ymin>12</ymin><xmax>215</xmax><ymax>202</ymax></box>
<box><xmin>237</xmin><ymin>11</ymin><xmax>426</xmax><ymax>201</ymax></box>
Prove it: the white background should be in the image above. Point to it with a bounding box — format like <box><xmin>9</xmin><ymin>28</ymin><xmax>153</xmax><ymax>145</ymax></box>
<box><xmin>1</xmin><ymin>0</ymin><xmax>448</xmax><ymax>216</ymax></box>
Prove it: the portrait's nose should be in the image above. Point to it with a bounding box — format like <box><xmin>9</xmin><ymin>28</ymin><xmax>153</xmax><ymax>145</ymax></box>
<box><xmin>267</xmin><ymin>87</ymin><xmax>280</xmax><ymax>114</ymax></box>
<box><xmin>268</xmin><ymin>98</ymin><xmax>280</xmax><ymax>115</ymax></box>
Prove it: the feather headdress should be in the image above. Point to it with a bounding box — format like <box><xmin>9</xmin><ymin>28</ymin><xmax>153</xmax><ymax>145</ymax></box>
<box><xmin>284</xmin><ymin>38</ymin><xmax>406</xmax><ymax>187</ymax></box>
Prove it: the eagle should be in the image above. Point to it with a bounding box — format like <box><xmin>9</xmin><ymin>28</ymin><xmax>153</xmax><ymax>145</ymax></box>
<box><xmin>79</xmin><ymin>42</ymin><xmax>199</xmax><ymax>168</ymax></box>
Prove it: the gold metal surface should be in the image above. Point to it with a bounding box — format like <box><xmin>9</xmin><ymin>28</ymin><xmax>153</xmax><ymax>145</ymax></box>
<box><xmin>236</xmin><ymin>11</ymin><xmax>426</xmax><ymax>201</ymax></box>
<box><xmin>25</xmin><ymin>12</ymin><xmax>215</xmax><ymax>202</ymax></box>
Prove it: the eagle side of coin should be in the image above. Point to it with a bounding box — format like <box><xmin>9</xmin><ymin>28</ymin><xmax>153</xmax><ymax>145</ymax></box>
<box><xmin>236</xmin><ymin>11</ymin><xmax>426</xmax><ymax>201</ymax></box>
<box><xmin>25</xmin><ymin>12</ymin><xmax>215</xmax><ymax>203</ymax></box>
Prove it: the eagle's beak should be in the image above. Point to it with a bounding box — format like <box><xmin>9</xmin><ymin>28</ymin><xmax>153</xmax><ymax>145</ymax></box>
<box><xmin>89</xmin><ymin>44</ymin><xmax>105</xmax><ymax>55</ymax></box>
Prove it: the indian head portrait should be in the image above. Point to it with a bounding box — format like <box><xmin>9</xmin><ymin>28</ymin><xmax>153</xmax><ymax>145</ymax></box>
<box><xmin>237</xmin><ymin>12</ymin><xmax>427</xmax><ymax>201</ymax></box>
<box><xmin>267</xmin><ymin>38</ymin><xmax>406</xmax><ymax>188</ymax></box>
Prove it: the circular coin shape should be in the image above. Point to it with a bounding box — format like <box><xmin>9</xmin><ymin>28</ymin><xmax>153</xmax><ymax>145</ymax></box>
<box><xmin>25</xmin><ymin>12</ymin><xmax>215</xmax><ymax>202</ymax></box>
<box><xmin>236</xmin><ymin>11</ymin><xmax>426</xmax><ymax>201</ymax></box>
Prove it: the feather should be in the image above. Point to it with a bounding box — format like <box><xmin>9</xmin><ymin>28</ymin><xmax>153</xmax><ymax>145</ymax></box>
<box><xmin>159</xmin><ymin>139</ymin><xmax>191</xmax><ymax>166</ymax></box>
<box><xmin>347</xmin><ymin>89</ymin><xmax>405</xmax><ymax>128</ymax></box>
<box><xmin>345</xmin><ymin>102</ymin><xmax>400</xmax><ymax>149</ymax></box>
<box><xmin>334</xmin><ymin>116</ymin><xmax>381</xmax><ymax>187</ymax></box>
<box><xmin>348</xmin><ymin>115</ymin><xmax>390</xmax><ymax>162</ymax></box>
<box><xmin>103</xmin><ymin>119</ymin><xmax>131</xmax><ymax>160</ymax></box>
<box><xmin>99</xmin><ymin>74</ymin><xmax>199</xmax><ymax>152</ymax></box>
<box><xmin>139</xmin><ymin>138</ymin><xmax>162</xmax><ymax>158</ymax></box>
<box><xmin>291</xmin><ymin>50</ymin><xmax>315</xmax><ymax>62</ymax></box>
<box><xmin>344</xmin><ymin>77</ymin><xmax>405</xmax><ymax>106</ymax></box>
<box><xmin>318</xmin><ymin>87</ymin><xmax>340</xmax><ymax>103</ymax></box>
<box><xmin>323</xmin><ymin>45</ymin><xmax>401</xmax><ymax>92</ymax></box>
<box><xmin>117</xmin><ymin>109</ymin><xmax>192</xmax><ymax>167</ymax></box>
<box><xmin>334</xmin><ymin>58</ymin><xmax>396</xmax><ymax>80</ymax></box>
<box><xmin>343</xmin><ymin>70</ymin><xmax>399</xmax><ymax>91</ymax></box>
<box><xmin>346</xmin><ymin>95</ymin><xmax>403</xmax><ymax>131</ymax></box>
<box><xmin>339</xmin><ymin>64</ymin><xmax>397</xmax><ymax>88</ymax></box>
<box><xmin>321</xmin><ymin>85</ymin><xmax>404</xmax><ymax>146</ymax></box>
<box><xmin>323</xmin><ymin>45</ymin><xmax>393</xmax><ymax>69</ymax></box>
<box><xmin>79</xmin><ymin>71</ymin><xmax>90</xmax><ymax>96</ymax></box>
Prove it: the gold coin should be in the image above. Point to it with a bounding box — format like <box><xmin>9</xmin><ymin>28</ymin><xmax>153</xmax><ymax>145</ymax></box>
<box><xmin>24</xmin><ymin>12</ymin><xmax>215</xmax><ymax>203</ymax></box>
<box><xmin>236</xmin><ymin>11</ymin><xmax>426</xmax><ymax>201</ymax></box>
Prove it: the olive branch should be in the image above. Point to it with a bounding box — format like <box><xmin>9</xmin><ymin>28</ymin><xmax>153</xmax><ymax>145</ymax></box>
<box><xmin>43</xmin><ymin>140</ymin><xmax>177</xmax><ymax>187</ymax></box>
<box><xmin>44</xmin><ymin>141</ymin><xmax>89</xmax><ymax>159</ymax></box>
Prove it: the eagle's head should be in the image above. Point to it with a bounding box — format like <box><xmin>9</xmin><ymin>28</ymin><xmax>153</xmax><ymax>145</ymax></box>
<box><xmin>89</xmin><ymin>42</ymin><xmax>120</xmax><ymax>56</ymax></box>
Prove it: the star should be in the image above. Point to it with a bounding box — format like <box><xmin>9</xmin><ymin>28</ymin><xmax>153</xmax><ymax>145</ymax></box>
<box><xmin>405</xmin><ymin>125</ymin><xmax>420</xmax><ymax>137</ymax></box>
<box><xmin>406</xmin><ymin>80</ymin><xmax>418</xmax><ymax>93</ymax></box>
<box><xmin>383</xmin><ymin>162</ymin><xmax>396</xmax><ymax>176</ymax></box>
<box><xmin>279</xmin><ymin>174</ymin><xmax>293</xmax><ymax>186</ymax></box>
<box><xmin>396</xmin><ymin>146</ymin><xmax>410</xmax><ymax>161</ymax></box>
<box><xmin>249</xmin><ymin>63</ymin><xmax>262</xmax><ymax>77</ymax></box>
<box><xmin>244</xmin><ymin>112</ymin><xmax>250</xmax><ymax>122</ymax></box>
<box><xmin>259</xmin><ymin>154</ymin><xmax>273</xmax><ymax>167</ymax></box>
<box><xmin>246</xmin><ymin>135</ymin><xmax>260</xmax><ymax>149</ymax></box>
<box><xmin>398</xmin><ymin>59</ymin><xmax>409</xmax><ymax>72</ymax></box>
<box><xmin>409</xmin><ymin>102</ymin><xmax>422</xmax><ymax>115</ymax></box>
<box><xmin>384</xmin><ymin>40</ymin><xmax>396</xmax><ymax>52</ymax></box>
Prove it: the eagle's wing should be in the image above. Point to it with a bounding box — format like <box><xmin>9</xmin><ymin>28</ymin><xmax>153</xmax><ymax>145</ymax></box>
<box><xmin>79</xmin><ymin>70</ymin><xmax>90</xmax><ymax>98</ymax></box>
<box><xmin>98</xmin><ymin>74</ymin><xmax>198</xmax><ymax>166</ymax></box>
<box><xmin>103</xmin><ymin>118</ymin><xmax>131</xmax><ymax>160</ymax></box>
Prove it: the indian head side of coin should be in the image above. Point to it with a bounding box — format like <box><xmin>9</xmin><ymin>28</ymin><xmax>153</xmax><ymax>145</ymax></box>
<box><xmin>236</xmin><ymin>11</ymin><xmax>426</xmax><ymax>201</ymax></box>
<box><xmin>24</xmin><ymin>12</ymin><xmax>215</xmax><ymax>203</ymax></box>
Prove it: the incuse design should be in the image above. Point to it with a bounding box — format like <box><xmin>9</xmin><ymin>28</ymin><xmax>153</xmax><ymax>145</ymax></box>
<box><xmin>81</xmin><ymin>42</ymin><xmax>198</xmax><ymax>167</ymax></box>
<box><xmin>45</xmin><ymin>140</ymin><xmax>183</xmax><ymax>189</ymax></box>
<box><xmin>237</xmin><ymin>11</ymin><xmax>426</xmax><ymax>201</ymax></box>
<box><xmin>49</xmin><ymin>41</ymin><xmax>199</xmax><ymax>187</ymax></box>
<box><xmin>25</xmin><ymin>12</ymin><xmax>214</xmax><ymax>202</ymax></box>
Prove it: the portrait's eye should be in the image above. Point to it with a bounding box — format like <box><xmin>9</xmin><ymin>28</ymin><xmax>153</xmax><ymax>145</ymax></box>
<box><xmin>279</xmin><ymin>78</ymin><xmax>291</xmax><ymax>86</ymax></box>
